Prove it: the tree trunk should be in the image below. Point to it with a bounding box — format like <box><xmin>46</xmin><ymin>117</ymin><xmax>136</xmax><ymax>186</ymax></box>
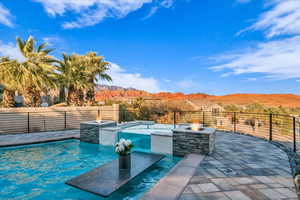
<box><xmin>23</xmin><ymin>85</ymin><xmax>41</xmax><ymax>107</ymax></box>
<box><xmin>77</xmin><ymin>89</ymin><xmax>84</xmax><ymax>106</ymax></box>
<box><xmin>67</xmin><ymin>85</ymin><xmax>78</xmax><ymax>106</ymax></box>
<box><xmin>32</xmin><ymin>88</ymin><xmax>41</xmax><ymax>107</ymax></box>
<box><xmin>87</xmin><ymin>78</ymin><xmax>95</xmax><ymax>105</ymax></box>
<box><xmin>23</xmin><ymin>87</ymin><xmax>33</xmax><ymax>107</ymax></box>
<box><xmin>86</xmin><ymin>88</ymin><xmax>95</xmax><ymax>105</ymax></box>
<box><xmin>59</xmin><ymin>87</ymin><xmax>66</xmax><ymax>103</ymax></box>
<box><xmin>2</xmin><ymin>89</ymin><xmax>15</xmax><ymax>107</ymax></box>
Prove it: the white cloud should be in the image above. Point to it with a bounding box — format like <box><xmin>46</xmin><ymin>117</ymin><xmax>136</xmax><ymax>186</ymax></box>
<box><xmin>0</xmin><ymin>41</ymin><xmax>24</xmax><ymax>61</ymax></box>
<box><xmin>0</xmin><ymin>3</ymin><xmax>14</xmax><ymax>27</ymax></box>
<box><xmin>143</xmin><ymin>6</ymin><xmax>159</xmax><ymax>19</ymax></box>
<box><xmin>42</xmin><ymin>36</ymin><xmax>63</xmax><ymax>46</ymax></box>
<box><xmin>143</xmin><ymin>0</ymin><xmax>174</xmax><ymax>19</ymax></box>
<box><xmin>102</xmin><ymin>63</ymin><xmax>164</xmax><ymax>93</ymax></box>
<box><xmin>211</xmin><ymin>36</ymin><xmax>300</xmax><ymax>80</ymax></box>
<box><xmin>33</xmin><ymin>0</ymin><xmax>172</xmax><ymax>29</ymax></box>
<box><xmin>241</xmin><ymin>0</ymin><xmax>300</xmax><ymax>38</ymax></box>
<box><xmin>211</xmin><ymin>0</ymin><xmax>300</xmax><ymax>81</ymax></box>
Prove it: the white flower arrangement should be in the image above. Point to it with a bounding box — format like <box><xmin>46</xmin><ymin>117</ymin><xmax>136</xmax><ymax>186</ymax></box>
<box><xmin>115</xmin><ymin>139</ymin><xmax>134</xmax><ymax>156</ymax></box>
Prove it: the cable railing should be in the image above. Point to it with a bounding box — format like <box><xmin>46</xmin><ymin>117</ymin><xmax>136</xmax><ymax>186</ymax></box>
<box><xmin>0</xmin><ymin>109</ymin><xmax>117</xmax><ymax>134</ymax></box>
<box><xmin>0</xmin><ymin>108</ymin><xmax>298</xmax><ymax>152</ymax></box>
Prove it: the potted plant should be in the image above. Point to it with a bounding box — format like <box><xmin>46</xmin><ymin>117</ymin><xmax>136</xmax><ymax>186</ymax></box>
<box><xmin>115</xmin><ymin>139</ymin><xmax>134</xmax><ymax>170</ymax></box>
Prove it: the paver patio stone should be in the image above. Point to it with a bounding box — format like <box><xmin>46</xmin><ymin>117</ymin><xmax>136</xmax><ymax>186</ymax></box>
<box><xmin>233</xmin><ymin>177</ymin><xmax>259</xmax><ymax>185</ymax></box>
<box><xmin>223</xmin><ymin>191</ymin><xmax>252</xmax><ymax>200</ymax></box>
<box><xmin>179</xmin><ymin>193</ymin><xmax>201</xmax><ymax>200</ymax></box>
<box><xmin>196</xmin><ymin>192</ymin><xmax>231</xmax><ymax>200</ymax></box>
<box><xmin>258</xmin><ymin>188</ymin><xmax>287</xmax><ymax>199</ymax></box>
<box><xmin>249</xmin><ymin>184</ymin><xmax>268</xmax><ymax>189</ymax></box>
<box><xmin>239</xmin><ymin>189</ymin><xmax>269</xmax><ymax>200</ymax></box>
<box><xmin>273</xmin><ymin>188</ymin><xmax>298</xmax><ymax>198</ymax></box>
<box><xmin>179</xmin><ymin>131</ymin><xmax>297</xmax><ymax>200</ymax></box>
<box><xmin>210</xmin><ymin>178</ymin><xmax>237</xmax><ymax>191</ymax></box>
<box><xmin>254</xmin><ymin>176</ymin><xmax>275</xmax><ymax>184</ymax></box>
<box><xmin>267</xmin><ymin>183</ymin><xmax>285</xmax><ymax>188</ymax></box>
<box><xmin>183</xmin><ymin>185</ymin><xmax>195</xmax><ymax>194</ymax></box>
<box><xmin>190</xmin><ymin>176</ymin><xmax>211</xmax><ymax>184</ymax></box>
<box><xmin>197</xmin><ymin>183</ymin><xmax>221</xmax><ymax>193</ymax></box>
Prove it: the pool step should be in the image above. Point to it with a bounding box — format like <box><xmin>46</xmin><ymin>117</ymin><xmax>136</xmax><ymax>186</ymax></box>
<box><xmin>142</xmin><ymin>154</ymin><xmax>204</xmax><ymax>200</ymax></box>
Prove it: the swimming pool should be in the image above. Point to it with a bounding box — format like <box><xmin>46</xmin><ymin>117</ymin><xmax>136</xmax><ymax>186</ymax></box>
<box><xmin>0</xmin><ymin>140</ymin><xmax>180</xmax><ymax>200</ymax></box>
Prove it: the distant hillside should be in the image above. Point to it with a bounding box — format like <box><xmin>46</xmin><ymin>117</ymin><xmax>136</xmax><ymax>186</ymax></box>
<box><xmin>210</xmin><ymin>94</ymin><xmax>300</xmax><ymax>108</ymax></box>
<box><xmin>95</xmin><ymin>85</ymin><xmax>300</xmax><ymax>108</ymax></box>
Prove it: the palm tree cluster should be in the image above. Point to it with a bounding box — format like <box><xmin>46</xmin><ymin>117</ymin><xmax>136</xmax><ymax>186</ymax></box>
<box><xmin>0</xmin><ymin>36</ymin><xmax>111</xmax><ymax>107</ymax></box>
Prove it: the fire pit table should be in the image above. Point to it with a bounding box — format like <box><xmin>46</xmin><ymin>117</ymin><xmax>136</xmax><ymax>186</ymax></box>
<box><xmin>172</xmin><ymin>126</ymin><xmax>216</xmax><ymax>156</ymax></box>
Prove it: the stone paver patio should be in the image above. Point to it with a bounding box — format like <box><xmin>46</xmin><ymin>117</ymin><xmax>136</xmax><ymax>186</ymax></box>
<box><xmin>180</xmin><ymin>131</ymin><xmax>297</xmax><ymax>200</ymax></box>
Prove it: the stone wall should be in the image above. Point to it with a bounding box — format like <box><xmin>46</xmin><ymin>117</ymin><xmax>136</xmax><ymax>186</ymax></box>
<box><xmin>80</xmin><ymin>121</ymin><xmax>117</xmax><ymax>144</ymax></box>
<box><xmin>80</xmin><ymin>123</ymin><xmax>100</xmax><ymax>144</ymax></box>
<box><xmin>173</xmin><ymin>128</ymin><xmax>215</xmax><ymax>157</ymax></box>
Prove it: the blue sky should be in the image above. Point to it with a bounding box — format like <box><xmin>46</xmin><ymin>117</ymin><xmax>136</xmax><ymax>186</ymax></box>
<box><xmin>1</xmin><ymin>0</ymin><xmax>300</xmax><ymax>95</ymax></box>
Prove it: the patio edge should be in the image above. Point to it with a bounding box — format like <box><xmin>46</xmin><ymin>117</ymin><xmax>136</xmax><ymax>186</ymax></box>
<box><xmin>141</xmin><ymin>154</ymin><xmax>204</xmax><ymax>200</ymax></box>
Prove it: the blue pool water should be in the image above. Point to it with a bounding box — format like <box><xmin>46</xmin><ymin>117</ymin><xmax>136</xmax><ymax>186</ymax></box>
<box><xmin>118</xmin><ymin>132</ymin><xmax>150</xmax><ymax>153</ymax></box>
<box><xmin>0</xmin><ymin>140</ymin><xmax>180</xmax><ymax>200</ymax></box>
<box><xmin>117</xmin><ymin>123</ymin><xmax>174</xmax><ymax>153</ymax></box>
<box><xmin>120</xmin><ymin>124</ymin><xmax>173</xmax><ymax>135</ymax></box>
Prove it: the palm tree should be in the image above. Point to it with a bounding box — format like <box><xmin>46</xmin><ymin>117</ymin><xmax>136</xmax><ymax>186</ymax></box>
<box><xmin>56</xmin><ymin>52</ymin><xmax>111</xmax><ymax>106</ymax></box>
<box><xmin>84</xmin><ymin>52</ymin><xmax>111</xmax><ymax>105</ymax></box>
<box><xmin>56</xmin><ymin>53</ymin><xmax>87</xmax><ymax>106</ymax></box>
<box><xmin>0</xmin><ymin>57</ymin><xmax>22</xmax><ymax>107</ymax></box>
<box><xmin>16</xmin><ymin>36</ymin><xmax>57</xmax><ymax>107</ymax></box>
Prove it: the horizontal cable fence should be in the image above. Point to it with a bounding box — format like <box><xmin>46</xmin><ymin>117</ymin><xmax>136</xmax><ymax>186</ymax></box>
<box><xmin>0</xmin><ymin>107</ymin><xmax>298</xmax><ymax>152</ymax></box>
<box><xmin>0</xmin><ymin>108</ymin><xmax>118</xmax><ymax>135</ymax></box>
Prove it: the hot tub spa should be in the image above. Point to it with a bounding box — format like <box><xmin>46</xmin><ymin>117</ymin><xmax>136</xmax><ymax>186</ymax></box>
<box><xmin>80</xmin><ymin>121</ymin><xmax>215</xmax><ymax>156</ymax></box>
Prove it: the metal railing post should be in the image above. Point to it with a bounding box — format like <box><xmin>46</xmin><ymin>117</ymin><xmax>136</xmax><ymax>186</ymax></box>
<box><xmin>173</xmin><ymin>111</ymin><xmax>176</xmax><ymax>129</ymax></box>
<box><xmin>269</xmin><ymin>114</ymin><xmax>273</xmax><ymax>141</ymax></box>
<box><xmin>27</xmin><ymin>112</ymin><xmax>30</xmax><ymax>133</ymax></box>
<box><xmin>234</xmin><ymin>112</ymin><xmax>237</xmax><ymax>133</ymax></box>
<box><xmin>64</xmin><ymin>111</ymin><xmax>67</xmax><ymax>129</ymax></box>
<box><xmin>293</xmin><ymin>116</ymin><xmax>296</xmax><ymax>152</ymax></box>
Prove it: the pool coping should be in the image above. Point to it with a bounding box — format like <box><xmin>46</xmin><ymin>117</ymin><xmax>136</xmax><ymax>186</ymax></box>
<box><xmin>0</xmin><ymin>137</ymin><xmax>79</xmax><ymax>148</ymax></box>
<box><xmin>0</xmin><ymin>130</ymin><xmax>80</xmax><ymax>148</ymax></box>
<box><xmin>141</xmin><ymin>154</ymin><xmax>205</xmax><ymax>200</ymax></box>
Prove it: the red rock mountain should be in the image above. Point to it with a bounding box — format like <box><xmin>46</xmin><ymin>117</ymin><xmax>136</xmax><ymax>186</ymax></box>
<box><xmin>95</xmin><ymin>85</ymin><xmax>300</xmax><ymax>108</ymax></box>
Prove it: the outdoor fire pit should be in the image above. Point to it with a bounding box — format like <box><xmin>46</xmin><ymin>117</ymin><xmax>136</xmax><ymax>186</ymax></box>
<box><xmin>172</xmin><ymin>123</ymin><xmax>216</xmax><ymax>156</ymax></box>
